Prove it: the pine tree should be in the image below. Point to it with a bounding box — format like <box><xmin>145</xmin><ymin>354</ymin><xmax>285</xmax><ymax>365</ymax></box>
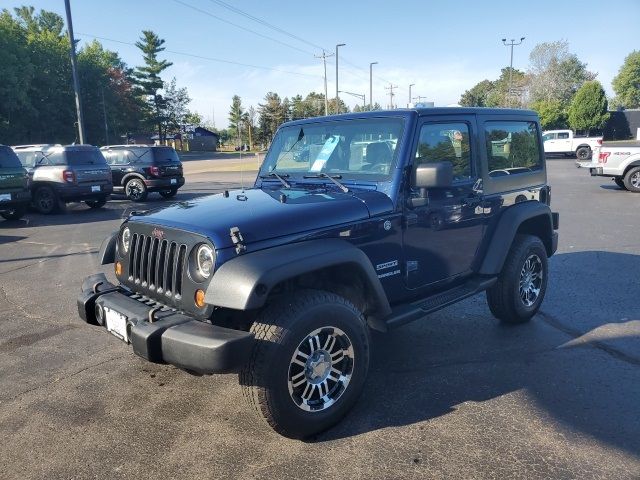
<box><xmin>133</xmin><ymin>30</ymin><xmax>172</xmax><ymax>141</ymax></box>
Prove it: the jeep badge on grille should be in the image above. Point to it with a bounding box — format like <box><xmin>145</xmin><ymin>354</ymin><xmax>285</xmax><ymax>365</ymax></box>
<box><xmin>152</xmin><ymin>228</ymin><xmax>165</xmax><ymax>240</ymax></box>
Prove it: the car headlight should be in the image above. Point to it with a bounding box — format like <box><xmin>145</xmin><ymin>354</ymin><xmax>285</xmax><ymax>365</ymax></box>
<box><xmin>121</xmin><ymin>227</ymin><xmax>131</xmax><ymax>254</ymax></box>
<box><xmin>196</xmin><ymin>244</ymin><xmax>215</xmax><ymax>279</ymax></box>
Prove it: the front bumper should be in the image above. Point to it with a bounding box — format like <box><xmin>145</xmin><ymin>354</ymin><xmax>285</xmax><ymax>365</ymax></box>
<box><xmin>77</xmin><ymin>273</ymin><xmax>253</xmax><ymax>374</ymax></box>
<box><xmin>144</xmin><ymin>176</ymin><xmax>185</xmax><ymax>191</ymax></box>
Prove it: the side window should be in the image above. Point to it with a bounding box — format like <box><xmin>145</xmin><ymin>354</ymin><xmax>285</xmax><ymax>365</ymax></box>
<box><xmin>557</xmin><ymin>132</ymin><xmax>570</xmax><ymax>139</ymax></box>
<box><xmin>542</xmin><ymin>133</ymin><xmax>556</xmax><ymax>141</ymax></box>
<box><xmin>415</xmin><ymin>122</ymin><xmax>472</xmax><ymax>182</ymax></box>
<box><xmin>103</xmin><ymin>151</ymin><xmax>114</xmax><ymax>165</ymax></box>
<box><xmin>112</xmin><ymin>151</ymin><xmax>130</xmax><ymax>165</ymax></box>
<box><xmin>485</xmin><ymin>121</ymin><xmax>542</xmax><ymax>177</ymax></box>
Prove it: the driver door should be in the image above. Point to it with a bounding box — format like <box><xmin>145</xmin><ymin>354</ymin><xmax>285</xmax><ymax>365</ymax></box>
<box><xmin>402</xmin><ymin>117</ymin><xmax>485</xmax><ymax>290</ymax></box>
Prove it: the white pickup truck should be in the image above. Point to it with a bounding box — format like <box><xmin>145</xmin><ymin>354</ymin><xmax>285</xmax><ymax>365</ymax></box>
<box><xmin>542</xmin><ymin>129</ymin><xmax>603</xmax><ymax>160</ymax></box>
<box><xmin>587</xmin><ymin>142</ymin><xmax>640</xmax><ymax>192</ymax></box>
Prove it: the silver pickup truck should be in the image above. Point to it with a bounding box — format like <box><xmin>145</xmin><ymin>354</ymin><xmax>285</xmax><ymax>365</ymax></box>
<box><xmin>584</xmin><ymin>141</ymin><xmax>640</xmax><ymax>192</ymax></box>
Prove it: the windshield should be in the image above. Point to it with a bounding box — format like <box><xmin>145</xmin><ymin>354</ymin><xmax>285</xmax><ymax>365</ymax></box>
<box><xmin>0</xmin><ymin>147</ymin><xmax>23</xmax><ymax>168</ymax></box>
<box><xmin>261</xmin><ymin>118</ymin><xmax>405</xmax><ymax>180</ymax></box>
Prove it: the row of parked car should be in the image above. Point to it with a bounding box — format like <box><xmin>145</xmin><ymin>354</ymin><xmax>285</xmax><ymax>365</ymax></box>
<box><xmin>0</xmin><ymin>144</ymin><xmax>185</xmax><ymax>221</ymax></box>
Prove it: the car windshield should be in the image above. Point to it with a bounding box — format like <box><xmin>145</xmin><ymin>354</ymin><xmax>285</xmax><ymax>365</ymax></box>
<box><xmin>0</xmin><ymin>147</ymin><xmax>22</xmax><ymax>168</ymax></box>
<box><xmin>260</xmin><ymin>118</ymin><xmax>405</xmax><ymax>181</ymax></box>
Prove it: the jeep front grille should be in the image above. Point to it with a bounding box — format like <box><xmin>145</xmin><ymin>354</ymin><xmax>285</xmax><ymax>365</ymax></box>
<box><xmin>128</xmin><ymin>233</ymin><xmax>186</xmax><ymax>299</ymax></box>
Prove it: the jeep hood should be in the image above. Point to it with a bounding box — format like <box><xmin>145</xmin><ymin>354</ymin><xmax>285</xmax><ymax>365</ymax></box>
<box><xmin>130</xmin><ymin>187</ymin><xmax>392</xmax><ymax>249</ymax></box>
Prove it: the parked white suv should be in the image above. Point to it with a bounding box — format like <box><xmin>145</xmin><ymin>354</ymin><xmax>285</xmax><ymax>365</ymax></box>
<box><xmin>587</xmin><ymin>141</ymin><xmax>640</xmax><ymax>192</ymax></box>
<box><xmin>542</xmin><ymin>129</ymin><xmax>602</xmax><ymax>160</ymax></box>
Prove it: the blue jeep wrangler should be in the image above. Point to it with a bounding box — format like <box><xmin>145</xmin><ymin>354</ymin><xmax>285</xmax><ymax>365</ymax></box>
<box><xmin>78</xmin><ymin>108</ymin><xmax>559</xmax><ymax>438</ymax></box>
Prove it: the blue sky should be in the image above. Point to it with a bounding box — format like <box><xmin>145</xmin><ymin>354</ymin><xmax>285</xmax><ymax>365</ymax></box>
<box><xmin>6</xmin><ymin>0</ymin><xmax>639</xmax><ymax>128</ymax></box>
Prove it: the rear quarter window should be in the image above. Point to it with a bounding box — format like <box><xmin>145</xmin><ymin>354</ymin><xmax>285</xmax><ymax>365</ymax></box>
<box><xmin>485</xmin><ymin>121</ymin><xmax>542</xmax><ymax>177</ymax></box>
<box><xmin>152</xmin><ymin>147</ymin><xmax>180</xmax><ymax>163</ymax></box>
<box><xmin>0</xmin><ymin>147</ymin><xmax>23</xmax><ymax>168</ymax></box>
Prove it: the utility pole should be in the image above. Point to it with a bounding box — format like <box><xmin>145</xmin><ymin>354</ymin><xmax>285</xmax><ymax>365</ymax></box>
<box><xmin>369</xmin><ymin>62</ymin><xmax>378</xmax><ymax>110</ymax></box>
<box><xmin>385</xmin><ymin>84</ymin><xmax>398</xmax><ymax>109</ymax></box>
<box><xmin>101</xmin><ymin>87</ymin><xmax>108</xmax><ymax>145</ymax></box>
<box><xmin>315</xmin><ymin>50</ymin><xmax>335</xmax><ymax>116</ymax></box>
<box><xmin>64</xmin><ymin>0</ymin><xmax>85</xmax><ymax>144</ymax></box>
<box><xmin>502</xmin><ymin>37</ymin><xmax>525</xmax><ymax>107</ymax></box>
<box><xmin>408</xmin><ymin>84</ymin><xmax>415</xmax><ymax>107</ymax></box>
<box><xmin>339</xmin><ymin>91</ymin><xmax>366</xmax><ymax>109</ymax></box>
<box><xmin>335</xmin><ymin>43</ymin><xmax>346</xmax><ymax>114</ymax></box>
<box><xmin>413</xmin><ymin>95</ymin><xmax>427</xmax><ymax>104</ymax></box>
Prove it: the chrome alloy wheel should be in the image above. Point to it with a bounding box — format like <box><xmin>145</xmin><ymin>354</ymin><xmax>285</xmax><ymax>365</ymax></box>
<box><xmin>519</xmin><ymin>254</ymin><xmax>543</xmax><ymax>307</ymax></box>
<box><xmin>288</xmin><ymin>326</ymin><xmax>354</xmax><ymax>412</ymax></box>
<box><xmin>631</xmin><ymin>171</ymin><xmax>640</xmax><ymax>189</ymax></box>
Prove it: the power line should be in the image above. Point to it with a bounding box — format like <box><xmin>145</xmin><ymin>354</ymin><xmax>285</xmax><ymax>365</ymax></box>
<box><xmin>75</xmin><ymin>33</ymin><xmax>321</xmax><ymax>79</ymax></box>
<box><xmin>171</xmin><ymin>0</ymin><xmax>315</xmax><ymax>56</ymax></box>
<box><xmin>206</xmin><ymin>0</ymin><xmax>325</xmax><ymax>51</ymax></box>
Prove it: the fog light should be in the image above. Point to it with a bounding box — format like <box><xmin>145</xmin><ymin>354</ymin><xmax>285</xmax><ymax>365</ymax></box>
<box><xmin>115</xmin><ymin>261</ymin><xmax>122</xmax><ymax>276</ymax></box>
<box><xmin>195</xmin><ymin>289</ymin><xmax>206</xmax><ymax>308</ymax></box>
<box><xmin>94</xmin><ymin>303</ymin><xmax>105</xmax><ymax>326</ymax></box>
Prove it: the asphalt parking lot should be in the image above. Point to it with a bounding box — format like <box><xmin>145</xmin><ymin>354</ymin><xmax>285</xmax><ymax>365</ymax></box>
<box><xmin>1</xmin><ymin>158</ymin><xmax>639</xmax><ymax>479</ymax></box>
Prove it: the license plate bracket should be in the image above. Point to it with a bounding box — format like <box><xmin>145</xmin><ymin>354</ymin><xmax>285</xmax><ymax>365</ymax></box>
<box><xmin>0</xmin><ymin>193</ymin><xmax>11</xmax><ymax>202</ymax></box>
<box><xmin>170</xmin><ymin>178</ymin><xmax>177</xmax><ymax>185</ymax></box>
<box><xmin>104</xmin><ymin>307</ymin><xmax>129</xmax><ymax>342</ymax></box>
<box><xmin>91</xmin><ymin>185</ymin><xmax>100</xmax><ymax>193</ymax></box>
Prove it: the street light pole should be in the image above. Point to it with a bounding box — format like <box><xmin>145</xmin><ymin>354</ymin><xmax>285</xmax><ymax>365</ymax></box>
<box><xmin>408</xmin><ymin>84</ymin><xmax>415</xmax><ymax>107</ymax></box>
<box><xmin>369</xmin><ymin>61</ymin><xmax>378</xmax><ymax>111</ymax></box>
<box><xmin>64</xmin><ymin>0</ymin><xmax>85</xmax><ymax>144</ymax></box>
<box><xmin>502</xmin><ymin>37</ymin><xmax>525</xmax><ymax>107</ymax></box>
<box><xmin>315</xmin><ymin>50</ymin><xmax>335</xmax><ymax>116</ymax></box>
<box><xmin>335</xmin><ymin>43</ymin><xmax>346</xmax><ymax>114</ymax></box>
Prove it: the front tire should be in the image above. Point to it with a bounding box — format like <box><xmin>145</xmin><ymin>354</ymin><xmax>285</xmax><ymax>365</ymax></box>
<box><xmin>487</xmin><ymin>234</ymin><xmax>548</xmax><ymax>324</ymax></box>
<box><xmin>0</xmin><ymin>204</ymin><xmax>28</xmax><ymax>221</ymax></box>
<box><xmin>623</xmin><ymin>166</ymin><xmax>640</xmax><ymax>193</ymax></box>
<box><xmin>241</xmin><ymin>290</ymin><xmax>370</xmax><ymax>438</ymax></box>
<box><xmin>124</xmin><ymin>178</ymin><xmax>148</xmax><ymax>202</ymax></box>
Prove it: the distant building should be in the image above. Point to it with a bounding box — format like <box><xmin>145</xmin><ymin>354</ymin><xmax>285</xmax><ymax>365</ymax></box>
<box><xmin>187</xmin><ymin>127</ymin><xmax>220</xmax><ymax>151</ymax></box>
<box><xmin>603</xmin><ymin>109</ymin><xmax>640</xmax><ymax>140</ymax></box>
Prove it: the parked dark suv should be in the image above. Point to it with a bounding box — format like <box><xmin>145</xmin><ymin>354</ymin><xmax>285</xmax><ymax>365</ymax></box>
<box><xmin>79</xmin><ymin>108</ymin><xmax>559</xmax><ymax>438</ymax></box>
<box><xmin>0</xmin><ymin>145</ymin><xmax>31</xmax><ymax>221</ymax></box>
<box><xmin>12</xmin><ymin>144</ymin><xmax>113</xmax><ymax>214</ymax></box>
<box><xmin>100</xmin><ymin>145</ymin><xmax>185</xmax><ymax>202</ymax></box>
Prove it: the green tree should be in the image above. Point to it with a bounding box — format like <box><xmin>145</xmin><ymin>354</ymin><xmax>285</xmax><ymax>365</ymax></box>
<box><xmin>257</xmin><ymin>92</ymin><xmax>284</xmax><ymax>145</ymax></box>
<box><xmin>162</xmin><ymin>77</ymin><xmax>190</xmax><ymax>136</ymax></box>
<box><xmin>460</xmin><ymin>80</ymin><xmax>494</xmax><ymax>107</ymax></box>
<box><xmin>612</xmin><ymin>51</ymin><xmax>640</xmax><ymax>109</ymax></box>
<box><xmin>228</xmin><ymin>95</ymin><xmax>244</xmax><ymax>146</ymax></box>
<box><xmin>528</xmin><ymin>41</ymin><xmax>596</xmax><ymax>105</ymax></box>
<box><xmin>133</xmin><ymin>30</ymin><xmax>173</xmax><ymax>141</ymax></box>
<box><xmin>568</xmin><ymin>81</ymin><xmax>610</xmax><ymax>134</ymax></box>
<box><xmin>529</xmin><ymin>99</ymin><xmax>567</xmax><ymax>130</ymax></box>
<box><xmin>184</xmin><ymin>111</ymin><xmax>202</xmax><ymax>126</ymax></box>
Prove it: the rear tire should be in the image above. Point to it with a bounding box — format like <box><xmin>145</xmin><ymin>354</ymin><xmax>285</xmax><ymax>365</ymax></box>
<box><xmin>487</xmin><ymin>234</ymin><xmax>548</xmax><ymax>324</ymax></box>
<box><xmin>0</xmin><ymin>204</ymin><xmax>28</xmax><ymax>221</ymax></box>
<box><xmin>241</xmin><ymin>290</ymin><xmax>370</xmax><ymax>438</ymax></box>
<box><xmin>576</xmin><ymin>146</ymin><xmax>591</xmax><ymax>160</ymax></box>
<box><xmin>85</xmin><ymin>196</ymin><xmax>107</xmax><ymax>209</ymax></box>
<box><xmin>124</xmin><ymin>178</ymin><xmax>148</xmax><ymax>202</ymax></box>
<box><xmin>33</xmin><ymin>186</ymin><xmax>61</xmax><ymax>214</ymax></box>
<box><xmin>623</xmin><ymin>166</ymin><xmax>640</xmax><ymax>193</ymax></box>
<box><xmin>159</xmin><ymin>188</ymin><xmax>178</xmax><ymax>199</ymax></box>
<box><xmin>614</xmin><ymin>177</ymin><xmax>627</xmax><ymax>190</ymax></box>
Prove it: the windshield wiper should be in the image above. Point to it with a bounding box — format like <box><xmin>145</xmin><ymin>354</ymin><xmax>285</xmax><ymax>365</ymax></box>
<box><xmin>259</xmin><ymin>172</ymin><xmax>291</xmax><ymax>188</ymax></box>
<box><xmin>303</xmin><ymin>173</ymin><xmax>349</xmax><ymax>193</ymax></box>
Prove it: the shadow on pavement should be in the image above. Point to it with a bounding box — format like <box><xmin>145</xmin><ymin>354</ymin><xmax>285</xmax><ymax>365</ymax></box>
<box><xmin>317</xmin><ymin>251</ymin><xmax>640</xmax><ymax>456</ymax></box>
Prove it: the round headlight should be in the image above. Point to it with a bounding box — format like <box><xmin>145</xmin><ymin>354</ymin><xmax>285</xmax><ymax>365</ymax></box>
<box><xmin>196</xmin><ymin>244</ymin><xmax>215</xmax><ymax>279</ymax></box>
<box><xmin>121</xmin><ymin>227</ymin><xmax>131</xmax><ymax>253</ymax></box>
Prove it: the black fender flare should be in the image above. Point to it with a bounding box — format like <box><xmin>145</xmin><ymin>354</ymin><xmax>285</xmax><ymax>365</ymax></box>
<box><xmin>121</xmin><ymin>173</ymin><xmax>146</xmax><ymax>187</ymax></box>
<box><xmin>479</xmin><ymin>202</ymin><xmax>554</xmax><ymax>275</ymax></box>
<box><xmin>98</xmin><ymin>231</ymin><xmax>117</xmax><ymax>265</ymax></box>
<box><xmin>205</xmin><ymin>239</ymin><xmax>391</xmax><ymax>318</ymax></box>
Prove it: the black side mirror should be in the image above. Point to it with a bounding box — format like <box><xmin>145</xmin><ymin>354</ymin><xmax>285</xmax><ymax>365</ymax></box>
<box><xmin>412</xmin><ymin>161</ymin><xmax>453</xmax><ymax>189</ymax></box>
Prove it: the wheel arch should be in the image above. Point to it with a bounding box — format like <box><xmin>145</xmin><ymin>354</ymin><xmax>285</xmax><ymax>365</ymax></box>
<box><xmin>205</xmin><ymin>239</ymin><xmax>391</xmax><ymax>327</ymax></box>
<box><xmin>121</xmin><ymin>172</ymin><xmax>146</xmax><ymax>186</ymax></box>
<box><xmin>479</xmin><ymin>201</ymin><xmax>555</xmax><ymax>275</ymax></box>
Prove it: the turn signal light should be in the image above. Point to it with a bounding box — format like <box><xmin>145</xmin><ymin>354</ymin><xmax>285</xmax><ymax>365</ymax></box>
<box><xmin>195</xmin><ymin>289</ymin><xmax>206</xmax><ymax>308</ymax></box>
<box><xmin>115</xmin><ymin>261</ymin><xmax>122</xmax><ymax>276</ymax></box>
